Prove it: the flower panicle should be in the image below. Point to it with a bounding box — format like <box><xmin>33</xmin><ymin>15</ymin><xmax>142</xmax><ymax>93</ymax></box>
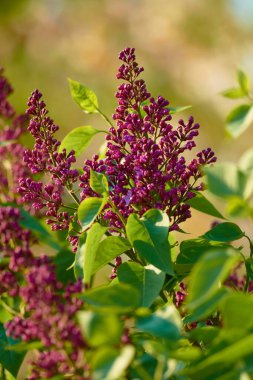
<box><xmin>80</xmin><ymin>47</ymin><xmax>217</xmax><ymax>231</ymax></box>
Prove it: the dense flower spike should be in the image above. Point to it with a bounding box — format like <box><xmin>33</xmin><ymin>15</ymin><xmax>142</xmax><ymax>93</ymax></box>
<box><xmin>0</xmin><ymin>206</ymin><xmax>88</xmax><ymax>378</ymax></box>
<box><xmin>0</xmin><ymin>68</ymin><xmax>32</xmax><ymax>205</ymax></box>
<box><xmin>6</xmin><ymin>260</ymin><xmax>88</xmax><ymax>379</ymax></box>
<box><xmin>80</xmin><ymin>48</ymin><xmax>217</xmax><ymax>230</ymax></box>
<box><xmin>0</xmin><ymin>66</ymin><xmax>15</xmax><ymax>118</ymax></box>
<box><xmin>18</xmin><ymin>91</ymin><xmax>79</xmax><ymax>231</ymax></box>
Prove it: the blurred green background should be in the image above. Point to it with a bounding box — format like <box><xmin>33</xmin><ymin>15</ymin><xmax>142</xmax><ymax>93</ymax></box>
<box><xmin>1</xmin><ymin>0</ymin><xmax>253</xmax><ymax>234</ymax></box>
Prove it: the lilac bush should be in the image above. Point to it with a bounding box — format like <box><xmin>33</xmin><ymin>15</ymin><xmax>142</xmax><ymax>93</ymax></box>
<box><xmin>0</xmin><ymin>50</ymin><xmax>253</xmax><ymax>380</ymax></box>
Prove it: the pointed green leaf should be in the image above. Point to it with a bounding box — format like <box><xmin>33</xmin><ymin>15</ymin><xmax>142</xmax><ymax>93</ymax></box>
<box><xmin>169</xmin><ymin>105</ymin><xmax>192</xmax><ymax>114</ymax></box>
<box><xmin>221</xmin><ymin>87</ymin><xmax>245</xmax><ymax>99</ymax></box>
<box><xmin>92</xmin><ymin>345</ymin><xmax>135</xmax><ymax>380</ymax></box>
<box><xmin>185</xmin><ymin>288</ymin><xmax>229</xmax><ymax>323</ymax></box>
<box><xmin>92</xmin><ymin>236</ymin><xmax>131</xmax><ymax>274</ymax></box>
<box><xmin>187</xmin><ymin>248</ymin><xmax>241</xmax><ymax>311</ymax></box>
<box><xmin>237</xmin><ymin>69</ymin><xmax>250</xmax><ymax>95</ymax></box>
<box><xmin>126</xmin><ymin>210</ymin><xmax>173</xmax><ymax>274</ymax></box>
<box><xmin>19</xmin><ymin>209</ymin><xmax>62</xmax><ymax>250</ymax></box>
<box><xmin>220</xmin><ymin>293</ymin><xmax>253</xmax><ymax>330</ymax></box>
<box><xmin>60</xmin><ymin>125</ymin><xmax>102</xmax><ymax>157</ymax></box>
<box><xmin>74</xmin><ymin>232</ymin><xmax>87</xmax><ymax>279</ymax></box>
<box><xmin>176</xmin><ymin>238</ymin><xmax>229</xmax><ymax>277</ymax></box>
<box><xmin>68</xmin><ymin>78</ymin><xmax>99</xmax><ymax>113</ymax></box>
<box><xmin>53</xmin><ymin>248</ymin><xmax>76</xmax><ymax>284</ymax></box>
<box><xmin>90</xmin><ymin>169</ymin><xmax>109</xmax><ymax>195</ymax></box>
<box><xmin>204</xmin><ymin>163</ymin><xmax>246</xmax><ymax>199</ymax></box>
<box><xmin>0</xmin><ymin>324</ymin><xmax>25</xmax><ymax>377</ymax></box>
<box><xmin>118</xmin><ymin>262</ymin><xmax>165</xmax><ymax>307</ymax></box>
<box><xmin>78</xmin><ymin>311</ymin><xmax>123</xmax><ymax>347</ymax></box>
<box><xmin>78</xmin><ymin>197</ymin><xmax>106</xmax><ymax>230</ymax></box>
<box><xmin>82</xmin><ymin>283</ymin><xmax>141</xmax><ymax>313</ymax></box>
<box><xmin>202</xmin><ymin>222</ymin><xmax>244</xmax><ymax>242</ymax></box>
<box><xmin>82</xmin><ymin>223</ymin><xmax>107</xmax><ymax>284</ymax></box>
<box><xmin>239</xmin><ymin>148</ymin><xmax>253</xmax><ymax>172</ymax></box>
<box><xmin>187</xmin><ymin>192</ymin><xmax>225</xmax><ymax>219</ymax></box>
<box><xmin>137</xmin><ymin>304</ymin><xmax>182</xmax><ymax>340</ymax></box>
<box><xmin>185</xmin><ymin>334</ymin><xmax>253</xmax><ymax>378</ymax></box>
<box><xmin>226</xmin><ymin>104</ymin><xmax>253</xmax><ymax>138</ymax></box>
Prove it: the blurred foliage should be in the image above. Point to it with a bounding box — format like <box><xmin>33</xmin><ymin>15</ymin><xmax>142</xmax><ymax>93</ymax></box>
<box><xmin>1</xmin><ymin>0</ymin><xmax>253</xmax><ymax>235</ymax></box>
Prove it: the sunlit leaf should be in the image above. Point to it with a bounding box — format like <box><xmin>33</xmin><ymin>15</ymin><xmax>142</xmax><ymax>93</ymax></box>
<box><xmin>187</xmin><ymin>248</ymin><xmax>241</xmax><ymax>310</ymax></box>
<box><xmin>237</xmin><ymin>69</ymin><xmax>250</xmax><ymax>96</ymax></box>
<box><xmin>118</xmin><ymin>262</ymin><xmax>165</xmax><ymax>307</ymax></box>
<box><xmin>202</xmin><ymin>222</ymin><xmax>244</xmax><ymax>242</ymax></box>
<box><xmin>90</xmin><ymin>170</ymin><xmax>109</xmax><ymax>195</ymax></box>
<box><xmin>221</xmin><ymin>87</ymin><xmax>245</xmax><ymax>99</ymax></box>
<box><xmin>60</xmin><ymin>125</ymin><xmax>102</xmax><ymax>156</ymax></box>
<box><xmin>68</xmin><ymin>78</ymin><xmax>99</xmax><ymax>113</ymax></box>
<box><xmin>187</xmin><ymin>192</ymin><xmax>225</xmax><ymax>219</ymax></box>
<box><xmin>226</xmin><ymin>104</ymin><xmax>253</xmax><ymax>138</ymax></box>
<box><xmin>78</xmin><ymin>197</ymin><xmax>106</xmax><ymax>230</ymax></box>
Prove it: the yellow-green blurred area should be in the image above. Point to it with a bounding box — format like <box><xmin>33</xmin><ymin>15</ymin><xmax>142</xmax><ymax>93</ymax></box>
<box><xmin>1</xmin><ymin>0</ymin><xmax>253</xmax><ymax>235</ymax></box>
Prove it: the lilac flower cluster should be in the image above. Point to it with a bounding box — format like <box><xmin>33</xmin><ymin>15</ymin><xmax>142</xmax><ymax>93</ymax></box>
<box><xmin>0</xmin><ymin>205</ymin><xmax>88</xmax><ymax>379</ymax></box>
<box><xmin>80</xmin><ymin>48</ymin><xmax>217</xmax><ymax>230</ymax></box>
<box><xmin>18</xmin><ymin>90</ymin><xmax>79</xmax><ymax>231</ymax></box>
<box><xmin>6</xmin><ymin>259</ymin><xmax>88</xmax><ymax>379</ymax></box>
<box><xmin>0</xmin><ymin>67</ymin><xmax>15</xmax><ymax>118</ymax></box>
<box><xmin>0</xmin><ymin>68</ymin><xmax>31</xmax><ymax>204</ymax></box>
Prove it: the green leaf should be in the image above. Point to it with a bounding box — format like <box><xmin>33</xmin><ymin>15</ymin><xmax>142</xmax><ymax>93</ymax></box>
<box><xmin>82</xmin><ymin>283</ymin><xmax>141</xmax><ymax>313</ymax></box>
<box><xmin>245</xmin><ymin>257</ymin><xmax>253</xmax><ymax>281</ymax></box>
<box><xmin>60</xmin><ymin>125</ymin><xmax>102</xmax><ymax>157</ymax></box>
<box><xmin>226</xmin><ymin>104</ymin><xmax>253</xmax><ymax>138</ymax></box>
<box><xmin>220</xmin><ymin>293</ymin><xmax>253</xmax><ymax>330</ymax></box>
<box><xmin>117</xmin><ymin>262</ymin><xmax>165</xmax><ymax>307</ymax></box>
<box><xmin>239</xmin><ymin>148</ymin><xmax>253</xmax><ymax>173</ymax></box>
<box><xmin>221</xmin><ymin>87</ymin><xmax>245</xmax><ymax>99</ymax></box>
<box><xmin>68</xmin><ymin>78</ymin><xmax>99</xmax><ymax>113</ymax></box>
<box><xmin>0</xmin><ymin>324</ymin><xmax>25</xmax><ymax>377</ymax></box>
<box><xmin>137</xmin><ymin>304</ymin><xmax>182</xmax><ymax>340</ymax></box>
<box><xmin>78</xmin><ymin>197</ymin><xmax>106</xmax><ymax>230</ymax></box>
<box><xmin>187</xmin><ymin>192</ymin><xmax>225</xmax><ymax>219</ymax></box>
<box><xmin>90</xmin><ymin>170</ymin><xmax>109</xmax><ymax>195</ymax></box>
<box><xmin>185</xmin><ymin>334</ymin><xmax>253</xmax><ymax>379</ymax></box>
<box><xmin>187</xmin><ymin>248</ymin><xmax>241</xmax><ymax>311</ymax></box>
<box><xmin>0</xmin><ymin>304</ymin><xmax>12</xmax><ymax>323</ymax></box>
<box><xmin>176</xmin><ymin>239</ymin><xmax>229</xmax><ymax>277</ymax></box>
<box><xmin>204</xmin><ymin>163</ymin><xmax>248</xmax><ymax>199</ymax></box>
<box><xmin>82</xmin><ymin>223</ymin><xmax>107</xmax><ymax>284</ymax></box>
<box><xmin>202</xmin><ymin>222</ymin><xmax>244</xmax><ymax>242</ymax></box>
<box><xmin>225</xmin><ymin>196</ymin><xmax>251</xmax><ymax>218</ymax></box>
<box><xmin>91</xmin><ymin>236</ymin><xmax>131</xmax><ymax>274</ymax></box>
<box><xmin>237</xmin><ymin>69</ymin><xmax>250</xmax><ymax>96</ymax></box>
<box><xmin>126</xmin><ymin>210</ymin><xmax>174</xmax><ymax>274</ymax></box>
<box><xmin>92</xmin><ymin>345</ymin><xmax>135</xmax><ymax>380</ymax></box>
<box><xmin>74</xmin><ymin>232</ymin><xmax>87</xmax><ymax>279</ymax></box>
<box><xmin>168</xmin><ymin>105</ymin><xmax>192</xmax><ymax>114</ymax></box>
<box><xmin>189</xmin><ymin>326</ymin><xmax>220</xmax><ymax>346</ymax></box>
<box><xmin>185</xmin><ymin>288</ymin><xmax>229</xmax><ymax>323</ymax></box>
<box><xmin>53</xmin><ymin>248</ymin><xmax>76</xmax><ymax>284</ymax></box>
<box><xmin>78</xmin><ymin>311</ymin><xmax>123</xmax><ymax>347</ymax></box>
<box><xmin>19</xmin><ymin>209</ymin><xmax>62</xmax><ymax>250</ymax></box>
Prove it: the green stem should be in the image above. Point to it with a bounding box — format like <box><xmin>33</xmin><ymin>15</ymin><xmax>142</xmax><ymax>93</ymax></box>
<box><xmin>244</xmin><ymin>235</ymin><xmax>253</xmax><ymax>292</ymax></box>
<box><xmin>98</xmin><ymin>108</ymin><xmax>114</xmax><ymax>128</ymax></box>
<box><xmin>108</xmin><ymin>199</ymin><xmax>126</xmax><ymax>228</ymax></box>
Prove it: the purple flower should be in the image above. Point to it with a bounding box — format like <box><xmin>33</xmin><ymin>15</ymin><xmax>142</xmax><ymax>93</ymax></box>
<box><xmin>18</xmin><ymin>91</ymin><xmax>79</xmax><ymax>232</ymax></box>
<box><xmin>80</xmin><ymin>48</ymin><xmax>217</xmax><ymax>231</ymax></box>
